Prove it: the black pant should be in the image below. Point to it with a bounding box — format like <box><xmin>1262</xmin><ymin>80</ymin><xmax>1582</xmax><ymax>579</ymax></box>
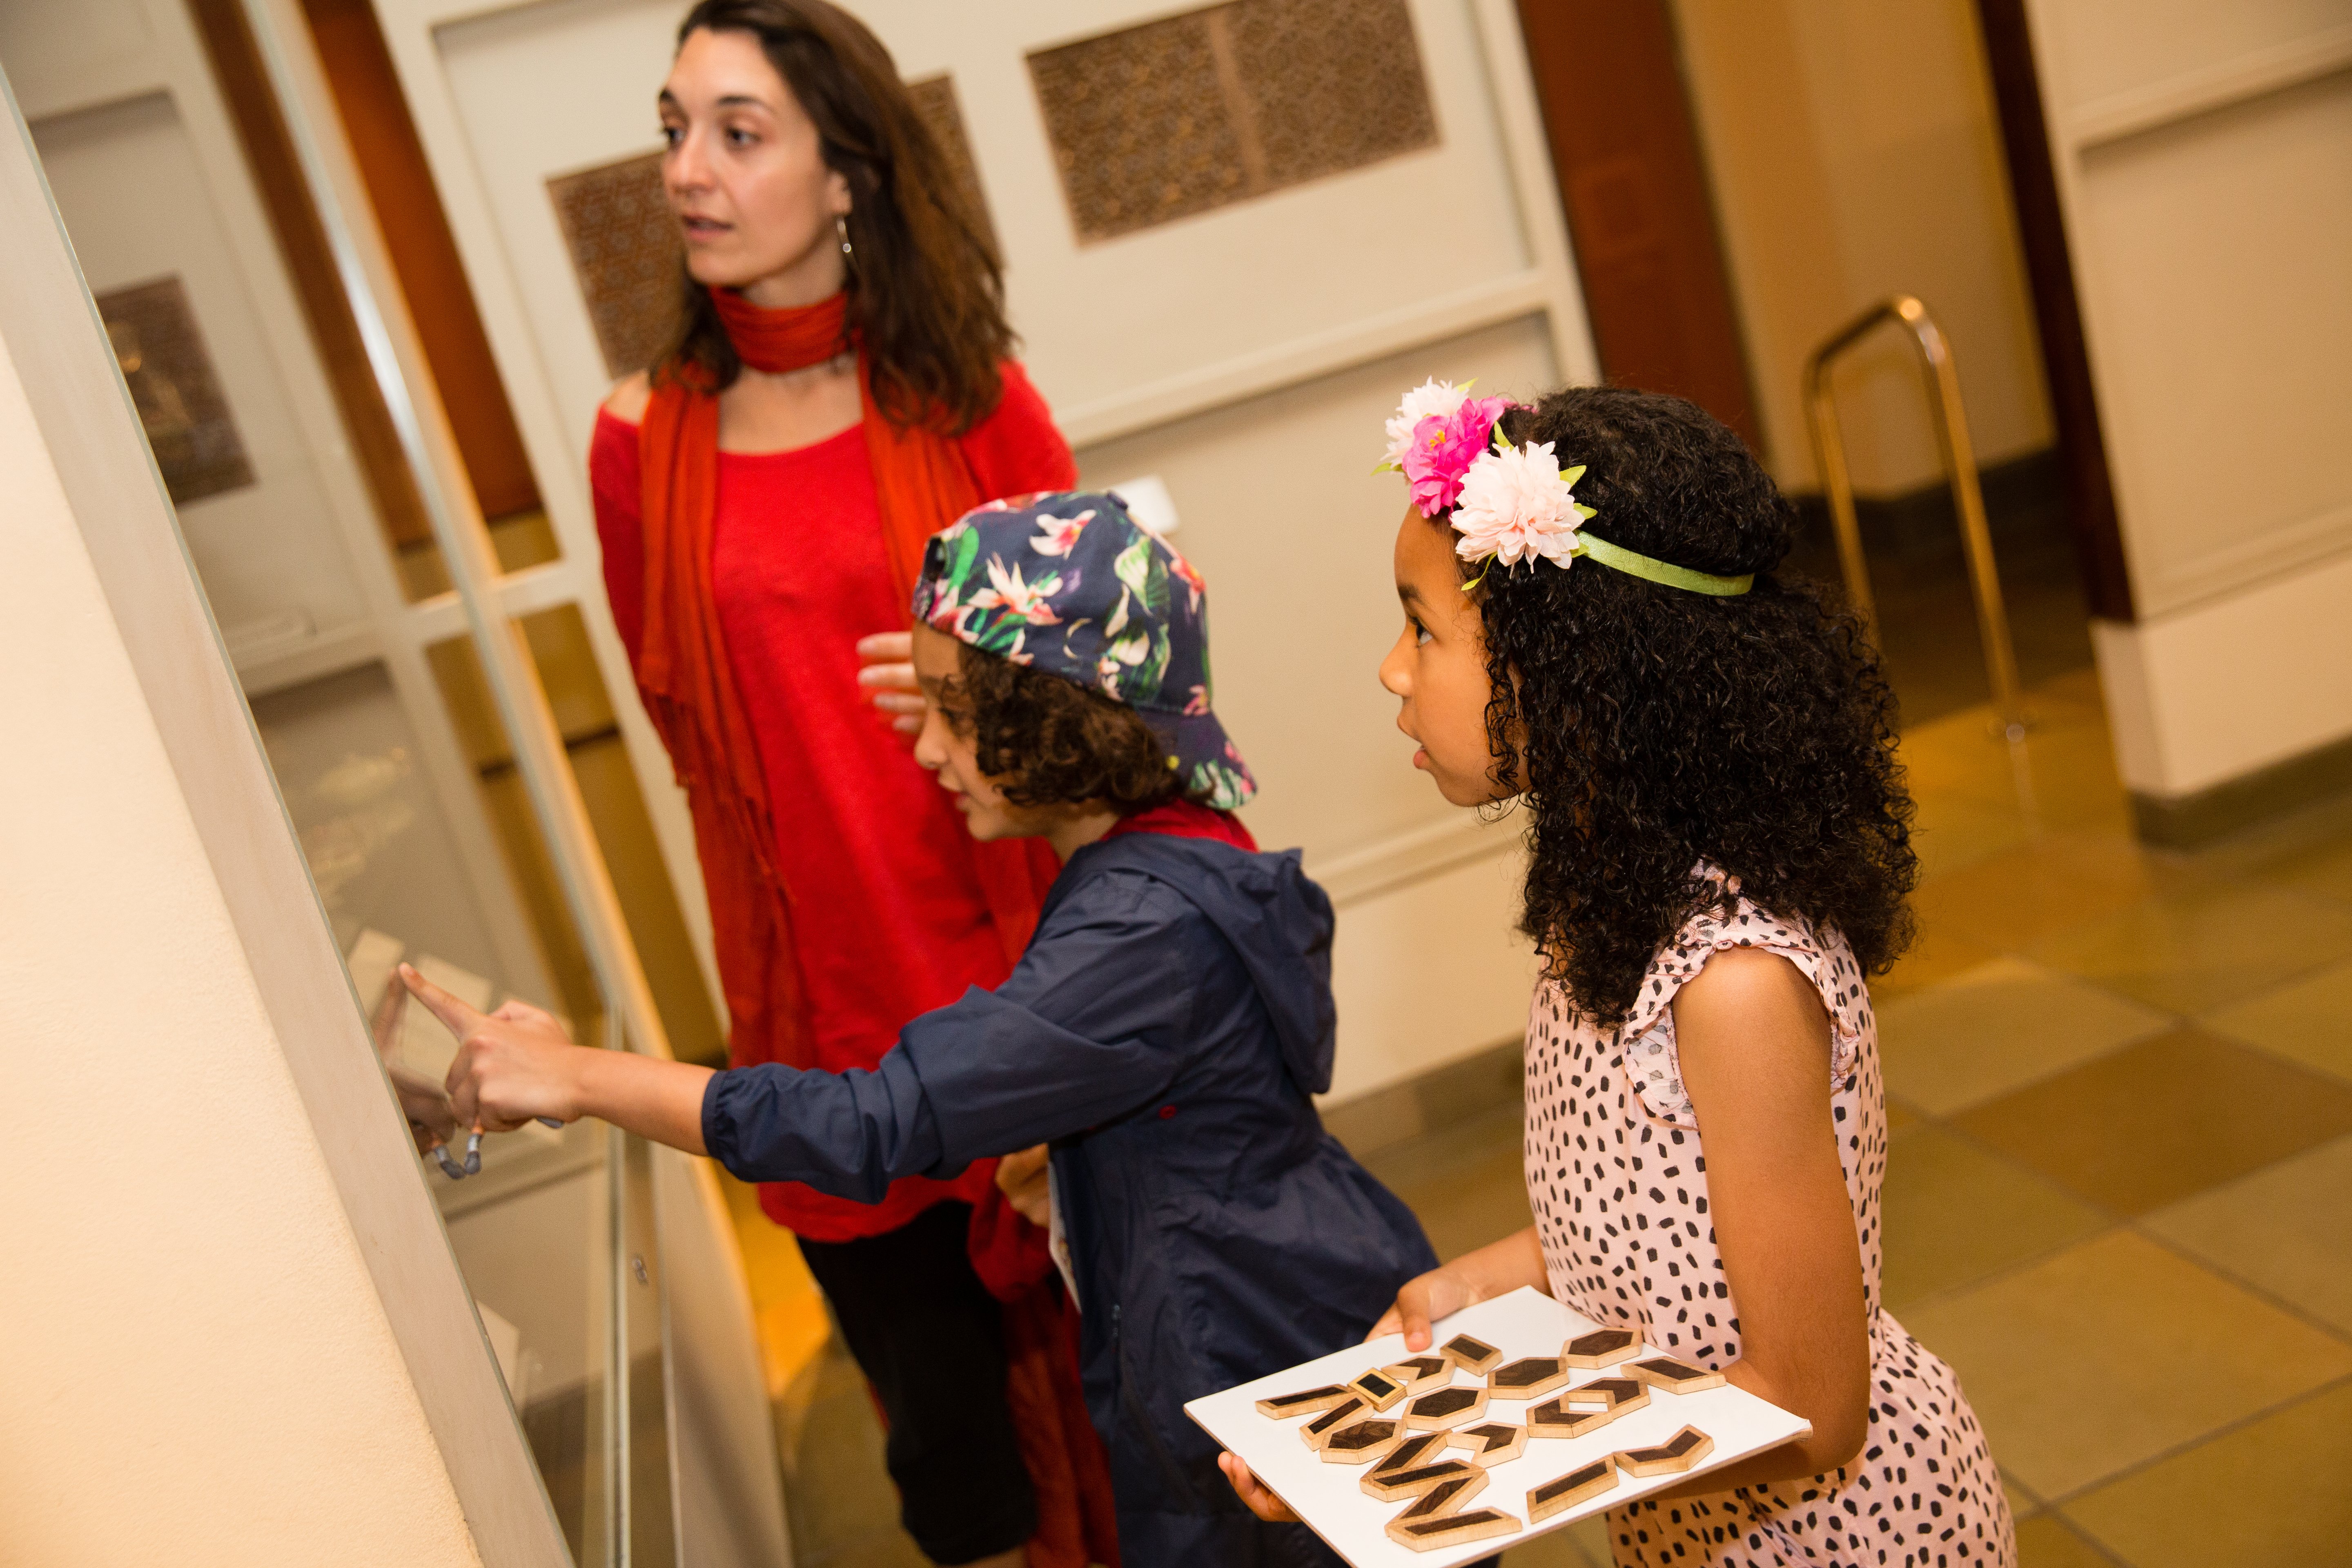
<box><xmin>797</xmin><ymin>1200</ymin><xmax>1035</xmax><ymax>1564</ymax></box>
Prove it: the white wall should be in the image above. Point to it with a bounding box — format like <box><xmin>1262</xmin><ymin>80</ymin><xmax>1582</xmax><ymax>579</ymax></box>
<box><xmin>0</xmin><ymin>329</ymin><xmax>479</xmax><ymax>1562</ymax></box>
<box><xmin>1672</xmin><ymin>0</ymin><xmax>2055</xmax><ymax>494</ymax></box>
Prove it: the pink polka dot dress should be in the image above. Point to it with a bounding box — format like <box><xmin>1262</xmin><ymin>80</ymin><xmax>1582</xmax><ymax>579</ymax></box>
<box><xmin>1523</xmin><ymin>869</ymin><xmax>2015</xmax><ymax>1567</ymax></box>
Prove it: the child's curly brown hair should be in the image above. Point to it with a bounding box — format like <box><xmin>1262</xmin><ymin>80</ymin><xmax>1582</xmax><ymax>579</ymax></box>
<box><xmin>941</xmin><ymin>642</ymin><xmax>1213</xmax><ymax>813</ymax></box>
<box><xmin>1457</xmin><ymin>385</ymin><xmax>1918</xmax><ymax>1025</ymax></box>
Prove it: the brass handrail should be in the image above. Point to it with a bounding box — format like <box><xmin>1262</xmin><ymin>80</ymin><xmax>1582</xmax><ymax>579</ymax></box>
<box><xmin>1802</xmin><ymin>296</ymin><xmax>2029</xmax><ymax>739</ymax></box>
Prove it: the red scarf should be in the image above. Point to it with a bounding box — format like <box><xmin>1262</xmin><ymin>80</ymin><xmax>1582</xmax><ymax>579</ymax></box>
<box><xmin>635</xmin><ymin>289</ymin><xmax>1060</xmax><ymax>1072</ymax></box>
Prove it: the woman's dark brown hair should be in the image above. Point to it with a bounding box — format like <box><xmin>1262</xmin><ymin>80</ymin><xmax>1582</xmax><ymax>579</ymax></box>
<box><xmin>946</xmin><ymin>644</ymin><xmax>1210</xmax><ymax>814</ymax></box>
<box><xmin>661</xmin><ymin>0</ymin><xmax>1010</xmax><ymax>431</ymax></box>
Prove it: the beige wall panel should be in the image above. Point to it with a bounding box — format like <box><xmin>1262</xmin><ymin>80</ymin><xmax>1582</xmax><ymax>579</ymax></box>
<box><xmin>2091</xmin><ymin>548</ymin><xmax>2352</xmax><ymax>797</ymax></box>
<box><xmin>2040</xmin><ymin>0</ymin><xmax>2352</xmax><ymax>114</ymax></box>
<box><xmin>0</xmin><ymin>328</ymin><xmax>479</xmax><ymax>1565</ymax></box>
<box><xmin>1076</xmin><ymin>314</ymin><xmax>1557</xmax><ymax>1100</ymax></box>
<box><xmin>1323</xmin><ymin>844</ymin><xmax>1539</xmax><ymax>1103</ymax></box>
<box><xmin>2073</xmin><ymin>69</ymin><xmax>2352</xmax><ymax>618</ymax></box>
<box><xmin>1074</xmin><ymin>314</ymin><xmax>1558</xmax><ymax>863</ymax></box>
<box><xmin>1673</xmin><ymin>0</ymin><xmax>2052</xmax><ymax>494</ymax></box>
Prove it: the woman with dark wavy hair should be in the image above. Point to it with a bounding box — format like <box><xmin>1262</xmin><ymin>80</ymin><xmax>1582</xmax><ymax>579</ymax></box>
<box><xmin>587</xmin><ymin>4</ymin><xmax>1111</xmax><ymax>1563</ymax></box>
<box><xmin>1223</xmin><ymin>383</ymin><xmax>2015</xmax><ymax>1566</ymax></box>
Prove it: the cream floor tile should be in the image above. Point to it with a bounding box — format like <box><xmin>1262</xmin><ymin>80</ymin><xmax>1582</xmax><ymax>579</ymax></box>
<box><xmin>2013</xmin><ymin>1515</ymin><xmax>2120</xmax><ymax>1568</ymax></box>
<box><xmin>1910</xmin><ymin>791</ymin><xmax>2038</xmax><ymax>883</ymax></box>
<box><xmin>2143</xmin><ymin>1135</ymin><xmax>2352</xmax><ymax>1337</ymax></box>
<box><xmin>1873</xmin><ymin>921</ymin><xmax>2003</xmax><ymax>1001</ymax></box>
<box><xmin>1898</xmin><ymin>1231</ymin><xmax>2352</xmax><ymax>1499</ymax></box>
<box><xmin>1951</xmin><ymin>1027</ymin><xmax>2352</xmax><ymax>1216</ymax></box>
<box><xmin>1877</xmin><ymin>957</ymin><xmax>2173</xmax><ymax>1114</ymax></box>
<box><xmin>2194</xmin><ymin>792</ymin><xmax>2352</xmax><ymax>911</ymax></box>
<box><xmin>1880</xmin><ymin>1125</ymin><xmax>2110</xmax><ymax>1312</ymax></box>
<box><xmin>1915</xmin><ymin>833</ymin><xmax>2187</xmax><ymax>954</ymax></box>
<box><xmin>2065</xmin><ymin>1380</ymin><xmax>2352</xmax><ymax>1568</ymax></box>
<box><xmin>2028</xmin><ymin>882</ymin><xmax>2352</xmax><ymax>1016</ymax></box>
<box><xmin>2201</xmin><ymin>958</ymin><xmax>2352</xmax><ymax>1085</ymax></box>
<box><xmin>2004</xmin><ymin>1475</ymin><xmax>2040</xmax><ymax>1522</ymax></box>
<box><xmin>1366</xmin><ymin>1106</ymin><xmax>1535</xmax><ymax>1262</ymax></box>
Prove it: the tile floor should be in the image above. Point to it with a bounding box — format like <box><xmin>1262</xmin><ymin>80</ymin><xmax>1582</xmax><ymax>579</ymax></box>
<box><xmin>727</xmin><ymin>666</ymin><xmax>2352</xmax><ymax>1566</ymax></box>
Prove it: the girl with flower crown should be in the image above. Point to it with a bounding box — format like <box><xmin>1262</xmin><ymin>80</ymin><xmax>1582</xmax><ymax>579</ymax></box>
<box><xmin>588</xmin><ymin>4</ymin><xmax>1109</xmax><ymax>1564</ymax></box>
<box><xmin>1223</xmin><ymin>382</ymin><xmax>2017</xmax><ymax>1567</ymax></box>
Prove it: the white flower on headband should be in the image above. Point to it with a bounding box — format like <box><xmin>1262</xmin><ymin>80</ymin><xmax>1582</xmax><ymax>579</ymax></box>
<box><xmin>1450</xmin><ymin>440</ymin><xmax>1597</xmax><ymax>570</ymax></box>
<box><xmin>1377</xmin><ymin>378</ymin><xmax>1474</xmax><ymax>472</ymax></box>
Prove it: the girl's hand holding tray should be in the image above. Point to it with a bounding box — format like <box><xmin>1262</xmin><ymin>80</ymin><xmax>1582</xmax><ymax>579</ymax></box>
<box><xmin>1191</xmin><ymin>1288</ymin><xmax>1810</xmax><ymax>1568</ymax></box>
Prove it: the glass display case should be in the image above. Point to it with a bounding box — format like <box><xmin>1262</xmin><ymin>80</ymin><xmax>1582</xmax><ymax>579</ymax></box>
<box><xmin>0</xmin><ymin>0</ymin><xmax>781</xmax><ymax>1559</ymax></box>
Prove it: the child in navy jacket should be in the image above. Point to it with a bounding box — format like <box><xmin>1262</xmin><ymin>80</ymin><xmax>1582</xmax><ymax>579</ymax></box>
<box><xmin>420</xmin><ymin>493</ymin><xmax>1436</xmax><ymax>1566</ymax></box>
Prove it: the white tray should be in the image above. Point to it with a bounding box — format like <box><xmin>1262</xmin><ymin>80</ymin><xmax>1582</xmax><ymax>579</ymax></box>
<box><xmin>1185</xmin><ymin>1287</ymin><xmax>1812</xmax><ymax>1568</ymax></box>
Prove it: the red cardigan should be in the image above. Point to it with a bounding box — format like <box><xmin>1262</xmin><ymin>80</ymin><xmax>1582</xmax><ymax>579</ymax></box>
<box><xmin>590</xmin><ymin>363</ymin><xmax>1077</xmax><ymax>1241</ymax></box>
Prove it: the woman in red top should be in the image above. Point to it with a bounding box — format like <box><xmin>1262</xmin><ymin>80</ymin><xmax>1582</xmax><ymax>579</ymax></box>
<box><xmin>589</xmin><ymin>4</ymin><xmax>1113</xmax><ymax>1564</ymax></box>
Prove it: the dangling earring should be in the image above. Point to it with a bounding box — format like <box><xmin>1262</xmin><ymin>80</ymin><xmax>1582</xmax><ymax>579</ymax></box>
<box><xmin>835</xmin><ymin>214</ymin><xmax>853</xmax><ymax>262</ymax></box>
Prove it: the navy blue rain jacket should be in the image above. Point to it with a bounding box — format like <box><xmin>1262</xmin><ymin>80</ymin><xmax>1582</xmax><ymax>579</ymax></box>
<box><xmin>702</xmin><ymin>831</ymin><xmax>1438</xmax><ymax>1566</ymax></box>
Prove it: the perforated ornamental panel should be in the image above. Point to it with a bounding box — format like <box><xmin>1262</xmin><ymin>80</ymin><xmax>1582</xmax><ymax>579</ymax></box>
<box><xmin>1029</xmin><ymin>0</ymin><xmax>1439</xmax><ymax>243</ymax></box>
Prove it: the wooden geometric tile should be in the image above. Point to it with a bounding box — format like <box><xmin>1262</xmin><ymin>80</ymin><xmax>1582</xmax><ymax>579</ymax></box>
<box><xmin>1256</xmin><ymin>1383</ymin><xmax>1351</xmax><ymax>1418</ymax></box>
<box><xmin>1439</xmin><ymin>1333</ymin><xmax>1503</xmax><ymax>1376</ymax></box>
<box><xmin>1527</xmin><ymin>1454</ymin><xmax>1618</xmax><ymax>1522</ymax></box>
<box><xmin>1562</xmin><ymin>1327</ymin><xmax>1644</xmax><ymax>1369</ymax></box>
<box><xmin>1300</xmin><ymin>1395</ymin><xmax>1370</xmax><ymax>1447</ymax></box>
<box><xmin>1320</xmin><ymin>1417</ymin><xmax>1405</xmax><ymax>1463</ymax></box>
<box><xmin>1616</xmin><ymin>1425</ymin><xmax>1714</xmax><ymax>1477</ymax></box>
<box><xmin>1628</xmin><ymin>1356</ymin><xmax>1726</xmax><ymax>1395</ymax></box>
<box><xmin>1385</xmin><ymin>1506</ymin><xmax>1519</xmax><ymax>1552</ymax></box>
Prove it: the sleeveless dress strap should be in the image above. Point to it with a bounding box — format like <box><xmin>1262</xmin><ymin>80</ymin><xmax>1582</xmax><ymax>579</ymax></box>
<box><xmin>1613</xmin><ymin>863</ymin><xmax>1870</xmax><ymax>1127</ymax></box>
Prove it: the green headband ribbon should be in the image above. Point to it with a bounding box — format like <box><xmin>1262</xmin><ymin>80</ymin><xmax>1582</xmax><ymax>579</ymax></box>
<box><xmin>1574</xmin><ymin>531</ymin><xmax>1754</xmax><ymax>596</ymax></box>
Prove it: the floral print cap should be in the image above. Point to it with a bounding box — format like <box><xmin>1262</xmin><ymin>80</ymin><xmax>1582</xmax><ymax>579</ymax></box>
<box><xmin>912</xmin><ymin>490</ymin><xmax>1256</xmax><ymax>811</ymax></box>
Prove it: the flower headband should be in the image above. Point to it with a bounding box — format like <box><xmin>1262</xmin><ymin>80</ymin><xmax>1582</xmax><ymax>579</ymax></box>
<box><xmin>1376</xmin><ymin>379</ymin><xmax>1753</xmax><ymax>597</ymax></box>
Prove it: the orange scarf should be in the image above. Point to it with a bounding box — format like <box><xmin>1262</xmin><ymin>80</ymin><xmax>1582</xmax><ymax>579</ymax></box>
<box><xmin>636</xmin><ymin>288</ymin><xmax>1057</xmax><ymax>1071</ymax></box>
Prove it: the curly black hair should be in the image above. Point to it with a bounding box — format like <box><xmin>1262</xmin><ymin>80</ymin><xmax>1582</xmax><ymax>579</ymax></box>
<box><xmin>1455</xmin><ymin>385</ymin><xmax>1916</xmax><ymax>1025</ymax></box>
<box><xmin>944</xmin><ymin>642</ymin><xmax>1209</xmax><ymax>813</ymax></box>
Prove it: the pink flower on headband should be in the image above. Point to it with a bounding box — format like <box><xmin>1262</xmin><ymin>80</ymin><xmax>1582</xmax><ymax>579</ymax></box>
<box><xmin>1451</xmin><ymin>441</ymin><xmax>1594</xmax><ymax>569</ymax></box>
<box><xmin>1401</xmin><ymin>394</ymin><xmax>1510</xmax><ymax>516</ymax></box>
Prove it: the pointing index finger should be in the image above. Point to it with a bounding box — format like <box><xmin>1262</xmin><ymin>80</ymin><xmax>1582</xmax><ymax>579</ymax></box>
<box><xmin>400</xmin><ymin>962</ymin><xmax>486</xmax><ymax>1039</ymax></box>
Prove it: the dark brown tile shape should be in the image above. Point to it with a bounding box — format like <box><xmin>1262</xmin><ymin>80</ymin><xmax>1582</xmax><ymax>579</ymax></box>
<box><xmin>1362</xmin><ymin>1458</ymin><xmax>1478</xmax><ymax>1501</ymax></box>
<box><xmin>1301</xmin><ymin>1396</ymin><xmax>1367</xmax><ymax>1444</ymax></box>
<box><xmin>94</xmin><ymin>276</ymin><xmax>254</xmax><ymax>504</ymax></box>
<box><xmin>1951</xmin><ymin>1026</ymin><xmax>2352</xmax><ymax>1215</ymax></box>
<box><xmin>1323</xmin><ymin>1418</ymin><xmax>1401</xmax><ymax>1456</ymax></box>
<box><xmin>1386</xmin><ymin>1507</ymin><xmax>1517</xmax><ymax>1549</ymax></box>
<box><xmin>1528</xmin><ymin>1455</ymin><xmax>1618</xmax><ymax>1521</ymax></box>
<box><xmin>1255</xmin><ymin>1383</ymin><xmax>1348</xmax><ymax>1417</ymax></box>
<box><xmin>1395</xmin><ymin>1468</ymin><xmax>1486</xmax><ymax>1520</ymax></box>
<box><xmin>1369</xmin><ymin>1431</ymin><xmax>1447</xmax><ymax>1476</ymax></box>
<box><xmin>1411</xmin><ymin>1387</ymin><xmax>1480</xmax><ymax>1418</ymax></box>
<box><xmin>1563</xmin><ymin>1327</ymin><xmax>1642</xmax><ymax>1366</ymax></box>
<box><xmin>1491</xmin><ymin>1357</ymin><xmax>1563</xmax><ymax>1389</ymax></box>
<box><xmin>1441</xmin><ymin>1334</ymin><xmax>1501</xmax><ymax>1374</ymax></box>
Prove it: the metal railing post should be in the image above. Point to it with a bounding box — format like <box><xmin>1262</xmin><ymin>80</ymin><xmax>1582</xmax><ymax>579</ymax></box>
<box><xmin>1802</xmin><ymin>296</ymin><xmax>2031</xmax><ymax>739</ymax></box>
